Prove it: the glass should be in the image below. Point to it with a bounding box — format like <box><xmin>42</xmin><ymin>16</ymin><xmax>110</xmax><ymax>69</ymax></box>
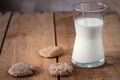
<box><xmin>72</xmin><ymin>2</ymin><xmax>107</xmax><ymax>68</ymax></box>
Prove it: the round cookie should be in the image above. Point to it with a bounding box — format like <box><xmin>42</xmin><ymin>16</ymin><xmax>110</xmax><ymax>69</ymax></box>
<box><xmin>49</xmin><ymin>62</ymin><xmax>73</xmax><ymax>76</ymax></box>
<box><xmin>8</xmin><ymin>63</ymin><xmax>36</xmax><ymax>77</ymax></box>
<box><xmin>39</xmin><ymin>46</ymin><xmax>63</xmax><ymax>58</ymax></box>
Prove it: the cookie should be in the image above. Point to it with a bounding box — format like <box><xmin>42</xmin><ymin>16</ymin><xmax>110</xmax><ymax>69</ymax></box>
<box><xmin>39</xmin><ymin>46</ymin><xmax>63</xmax><ymax>58</ymax></box>
<box><xmin>8</xmin><ymin>63</ymin><xmax>36</xmax><ymax>77</ymax></box>
<box><xmin>49</xmin><ymin>62</ymin><xmax>73</xmax><ymax>76</ymax></box>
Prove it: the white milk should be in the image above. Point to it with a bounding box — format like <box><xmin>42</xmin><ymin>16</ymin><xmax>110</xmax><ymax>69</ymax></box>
<box><xmin>72</xmin><ymin>18</ymin><xmax>104</xmax><ymax>63</ymax></box>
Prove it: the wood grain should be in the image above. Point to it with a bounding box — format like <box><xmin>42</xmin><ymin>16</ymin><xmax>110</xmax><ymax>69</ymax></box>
<box><xmin>0</xmin><ymin>13</ymin><xmax>57</xmax><ymax>80</ymax></box>
<box><xmin>55</xmin><ymin>12</ymin><xmax>120</xmax><ymax>80</ymax></box>
<box><xmin>0</xmin><ymin>13</ymin><xmax>11</xmax><ymax>48</ymax></box>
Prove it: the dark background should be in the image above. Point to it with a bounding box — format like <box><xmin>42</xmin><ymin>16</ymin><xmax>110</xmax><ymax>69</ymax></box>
<box><xmin>0</xmin><ymin>0</ymin><xmax>120</xmax><ymax>15</ymax></box>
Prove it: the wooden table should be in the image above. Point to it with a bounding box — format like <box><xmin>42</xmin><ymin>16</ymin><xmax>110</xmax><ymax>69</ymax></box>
<box><xmin>0</xmin><ymin>12</ymin><xmax>120</xmax><ymax>80</ymax></box>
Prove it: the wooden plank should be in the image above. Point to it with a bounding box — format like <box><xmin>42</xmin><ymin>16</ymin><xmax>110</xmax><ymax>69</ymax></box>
<box><xmin>0</xmin><ymin>13</ymin><xmax>57</xmax><ymax>80</ymax></box>
<box><xmin>55</xmin><ymin>12</ymin><xmax>120</xmax><ymax>80</ymax></box>
<box><xmin>0</xmin><ymin>13</ymin><xmax>11</xmax><ymax>48</ymax></box>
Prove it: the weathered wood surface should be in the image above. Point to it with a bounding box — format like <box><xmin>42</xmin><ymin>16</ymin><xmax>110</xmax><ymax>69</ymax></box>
<box><xmin>0</xmin><ymin>12</ymin><xmax>120</xmax><ymax>80</ymax></box>
<box><xmin>0</xmin><ymin>13</ymin><xmax>57</xmax><ymax>80</ymax></box>
<box><xmin>55</xmin><ymin>12</ymin><xmax>120</xmax><ymax>80</ymax></box>
<box><xmin>0</xmin><ymin>13</ymin><xmax>11</xmax><ymax>48</ymax></box>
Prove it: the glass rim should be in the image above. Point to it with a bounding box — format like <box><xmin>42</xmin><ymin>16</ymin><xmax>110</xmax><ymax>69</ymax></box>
<box><xmin>73</xmin><ymin>2</ymin><xmax>107</xmax><ymax>12</ymax></box>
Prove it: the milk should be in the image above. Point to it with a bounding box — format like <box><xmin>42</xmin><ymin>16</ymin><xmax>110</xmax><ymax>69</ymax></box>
<box><xmin>72</xmin><ymin>18</ymin><xmax>104</xmax><ymax>63</ymax></box>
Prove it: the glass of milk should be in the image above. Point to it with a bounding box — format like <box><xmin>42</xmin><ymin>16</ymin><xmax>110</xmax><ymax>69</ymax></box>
<box><xmin>72</xmin><ymin>2</ymin><xmax>107</xmax><ymax>68</ymax></box>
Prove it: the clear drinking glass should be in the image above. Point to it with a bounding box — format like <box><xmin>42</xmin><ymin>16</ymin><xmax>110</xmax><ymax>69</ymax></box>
<box><xmin>72</xmin><ymin>2</ymin><xmax>107</xmax><ymax>68</ymax></box>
